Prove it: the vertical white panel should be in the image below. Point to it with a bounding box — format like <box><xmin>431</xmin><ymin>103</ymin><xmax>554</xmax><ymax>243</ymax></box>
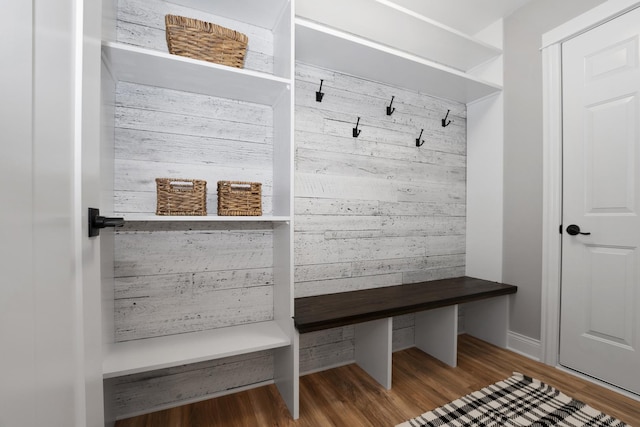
<box><xmin>273</xmin><ymin>0</ymin><xmax>292</xmax><ymax>79</ymax></box>
<box><xmin>466</xmin><ymin>93</ymin><xmax>503</xmax><ymax>282</ymax></box>
<box><xmin>80</xmin><ymin>0</ymin><xmax>108</xmax><ymax>425</ymax></box>
<box><xmin>100</xmin><ymin>58</ymin><xmax>117</xmax><ymax>427</ymax></box>
<box><xmin>275</xmin><ymin>327</ymin><xmax>299</xmax><ymax>419</ymax></box>
<box><xmin>464</xmin><ymin>296</ymin><xmax>509</xmax><ymax>347</ymax></box>
<box><xmin>415</xmin><ymin>305</ymin><xmax>458</xmax><ymax>367</ymax></box>
<box><xmin>354</xmin><ymin>318</ymin><xmax>393</xmax><ymax>389</ymax></box>
<box><xmin>32</xmin><ymin>0</ymin><xmax>84</xmax><ymax>425</ymax></box>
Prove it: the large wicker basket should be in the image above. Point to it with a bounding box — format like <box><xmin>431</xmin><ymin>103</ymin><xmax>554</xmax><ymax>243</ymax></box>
<box><xmin>156</xmin><ymin>178</ymin><xmax>207</xmax><ymax>216</ymax></box>
<box><xmin>217</xmin><ymin>181</ymin><xmax>262</xmax><ymax>216</ymax></box>
<box><xmin>165</xmin><ymin>14</ymin><xmax>248</xmax><ymax>68</ymax></box>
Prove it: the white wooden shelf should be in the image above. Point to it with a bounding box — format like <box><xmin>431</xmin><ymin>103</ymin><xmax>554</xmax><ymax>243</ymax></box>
<box><xmin>102</xmin><ymin>42</ymin><xmax>291</xmax><ymax>106</ymax></box>
<box><xmin>122</xmin><ymin>214</ymin><xmax>291</xmax><ymax>222</ymax></box>
<box><xmin>166</xmin><ymin>0</ymin><xmax>290</xmax><ymax>30</ymax></box>
<box><xmin>296</xmin><ymin>0</ymin><xmax>501</xmax><ymax>73</ymax></box>
<box><xmin>295</xmin><ymin>19</ymin><xmax>502</xmax><ymax>104</ymax></box>
<box><xmin>103</xmin><ymin>321</ymin><xmax>290</xmax><ymax>379</ymax></box>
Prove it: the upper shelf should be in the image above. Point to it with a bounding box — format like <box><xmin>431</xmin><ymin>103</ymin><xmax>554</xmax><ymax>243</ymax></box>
<box><xmin>295</xmin><ymin>19</ymin><xmax>502</xmax><ymax>104</ymax></box>
<box><xmin>102</xmin><ymin>42</ymin><xmax>291</xmax><ymax>106</ymax></box>
<box><xmin>166</xmin><ymin>0</ymin><xmax>290</xmax><ymax>30</ymax></box>
<box><xmin>295</xmin><ymin>0</ymin><xmax>501</xmax><ymax>73</ymax></box>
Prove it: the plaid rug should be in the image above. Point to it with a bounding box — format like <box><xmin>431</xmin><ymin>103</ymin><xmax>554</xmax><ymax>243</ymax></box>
<box><xmin>396</xmin><ymin>373</ymin><xmax>627</xmax><ymax>426</ymax></box>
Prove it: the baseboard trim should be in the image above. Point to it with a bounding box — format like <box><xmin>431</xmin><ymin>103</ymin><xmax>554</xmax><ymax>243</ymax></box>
<box><xmin>507</xmin><ymin>330</ymin><xmax>541</xmax><ymax>361</ymax></box>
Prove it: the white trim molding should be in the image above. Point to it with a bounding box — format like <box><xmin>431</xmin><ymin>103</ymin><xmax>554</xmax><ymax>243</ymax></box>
<box><xmin>540</xmin><ymin>0</ymin><xmax>640</xmax><ymax>367</ymax></box>
<box><xmin>507</xmin><ymin>331</ymin><xmax>541</xmax><ymax>362</ymax></box>
<box><xmin>540</xmin><ymin>42</ymin><xmax>563</xmax><ymax>367</ymax></box>
<box><xmin>541</xmin><ymin>0</ymin><xmax>640</xmax><ymax>48</ymax></box>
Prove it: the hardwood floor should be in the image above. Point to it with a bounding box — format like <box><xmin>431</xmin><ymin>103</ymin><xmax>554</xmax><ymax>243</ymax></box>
<box><xmin>116</xmin><ymin>334</ymin><xmax>640</xmax><ymax>426</ymax></box>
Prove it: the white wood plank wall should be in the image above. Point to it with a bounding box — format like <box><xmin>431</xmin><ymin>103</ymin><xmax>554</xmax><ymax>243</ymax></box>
<box><xmin>109</xmin><ymin>6</ymin><xmax>466</xmax><ymax>411</ymax></box>
<box><xmin>110</xmin><ymin>0</ymin><xmax>282</xmax><ymax>417</ymax></box>
<box><xmin>105</xmin><ymin>350</ymin><xmax>274</xmax><ymax>419</ymax></box>
<box><xmin>112</xmin><ymin>80</ymin><xmax>276</xmax><ymax>342</ymax></box>
<box><xmin>295</xmin><ymin>63</ymin><xmax>467</xmax><ymax>372</ymax></box>
<box><xmin>116</xmin><ymin>0</ymin><xmax>274</xmax><ymax>73</ymax></box>
<box><xmin>113</xmin><ymin>81</ymin><xmax>274</xmax><ymax>216</ymax></box>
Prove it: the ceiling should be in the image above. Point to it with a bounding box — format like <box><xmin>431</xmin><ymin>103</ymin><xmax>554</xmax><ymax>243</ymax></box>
<box><xmin>388</xmin><ymin>0</ymin><xmax>534</xmax><ymax>35</ymax></box>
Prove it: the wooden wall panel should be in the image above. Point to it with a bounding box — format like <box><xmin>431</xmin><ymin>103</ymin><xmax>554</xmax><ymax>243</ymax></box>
<box><xmin>108</xmin><ymin>54</ymin><xmax>466</xmax><ymax>416</ymax></box>
<box><xmin>114</xmin><ymin>222</ymin><xmax>275</xmax><ymax>341</ymax></box>
<box><xmin>116</xmin><ymin>0</ymin><xmax>274</xmax><ymax>73</ymax></box>
<box><xmin>108</xmin><ymin>2</ymin><xmax>280</xmax><ymax>417</ymax></box>
<box><xmin>113</xmin><ymin>81</ymin><xmax>273</xmax><ymax>216</ymax></box>
<box><xmin>294</xmin><ymin>63</ymin><xmax>467</xmax><ymax>370</ymax></box>
<box><xmin>107</xmin><ymin>350</ymin><xmax>274</xmax><ymax>419</ymax></box>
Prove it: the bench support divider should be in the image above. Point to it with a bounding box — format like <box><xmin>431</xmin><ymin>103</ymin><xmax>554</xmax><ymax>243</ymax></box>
<box><xmin>415</xmin><ymin>305</ymin><xmax>459</xmax><ymax>367</ymax></box>
<box><xmin>355</xmin><ymin>317</ymin><xmax>393</xmax><ymax>389</ymax></box>
<box><xmin>463</xmin><ymin>296</ymin><xmax>509</xmax><ymax>348</ymax></box>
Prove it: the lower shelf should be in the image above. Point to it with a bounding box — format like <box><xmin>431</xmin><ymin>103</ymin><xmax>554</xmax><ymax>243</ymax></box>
<box><xmin>103</xmin><ymin>321</ymin><xmax>291</xmax><ymax>379</ymax></box>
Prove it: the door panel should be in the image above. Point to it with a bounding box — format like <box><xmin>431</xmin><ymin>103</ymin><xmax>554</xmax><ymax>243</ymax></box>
<box><xmin>561</xmin><ymin>6</ymin><xmax>640</xmax><ymax>395</ymax></box>
<box><xmin>585</xmin><ymin>245</ymin><xmax>635</xmax><ymax>347</ymax></box>
<box><xmin>586</xmin><ymin>95</ymin><xmax>636</xmax><ymax>213</ymax></box>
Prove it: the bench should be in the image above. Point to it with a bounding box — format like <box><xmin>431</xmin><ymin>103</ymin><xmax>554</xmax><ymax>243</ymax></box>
<box><xmin>294</xmin><ymin>276</ymin><xmax>517</xmax><ymax>389</ymax></box>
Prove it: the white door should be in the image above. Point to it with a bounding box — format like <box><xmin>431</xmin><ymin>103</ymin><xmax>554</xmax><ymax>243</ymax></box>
<box><xmin>561</xmin><ymin>6</ymin><xmax>640</xmax><ymax>395</ymax></box>
<box><xmin>0</xmin><ymin>0</ymin><xmax>105</xmax><ymax>425</ymax></box>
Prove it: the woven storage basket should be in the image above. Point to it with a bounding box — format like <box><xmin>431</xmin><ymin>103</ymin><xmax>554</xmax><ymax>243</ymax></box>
<box><xmin>217</xmin><ymin>181</ymin><xmax>262</xmax><ymax>216</ymax></box>
<box><xmin>156</xmin><ymin>178</ymin><xmax>207</xmax><ymax>216</ymax></box>
<box><xmin>165</xmin><ymin>14</ymin><xmax>248</xmax><ymax>68</ymax></box>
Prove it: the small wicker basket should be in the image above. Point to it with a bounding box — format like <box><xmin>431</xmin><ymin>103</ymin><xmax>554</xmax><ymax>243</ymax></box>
<box><xmin>217</xmin><ymin>181</ymin><xmax>262</xmax><ymax>216</ymax></box>
<box><xmin>165</xmin><ymin>14</ymin><xmax>248</xmax><ymax>68</ymax></box>
<box><xmin>156</xmin><ymin>178</ymin><xmax>207</xmax><ymax>216</ymax></box>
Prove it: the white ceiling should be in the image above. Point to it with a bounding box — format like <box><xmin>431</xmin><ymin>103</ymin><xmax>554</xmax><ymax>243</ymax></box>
<box><xmin>388</xmin><ymin>0</ymin><xmax>533</xmax><ymax>35</ymax></box>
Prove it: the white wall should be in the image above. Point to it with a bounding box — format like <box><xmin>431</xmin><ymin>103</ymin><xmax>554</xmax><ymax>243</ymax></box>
<box><xmin>502</xmin><ymin>0</ymin><xmax>606</xmax><ymax>342</ymax></box>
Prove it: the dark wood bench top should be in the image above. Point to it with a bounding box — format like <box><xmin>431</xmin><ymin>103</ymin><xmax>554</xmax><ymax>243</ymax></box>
<box><xmin>294</xmin><ymin>276</ymin><xmax>517</xmax><ymax>333</ymax></box>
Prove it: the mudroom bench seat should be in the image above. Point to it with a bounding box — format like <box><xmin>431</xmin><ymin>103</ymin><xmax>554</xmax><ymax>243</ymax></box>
<box><xmin>294</xmin><ymin>276</ymin><xmax>517</xmax><ymax>389</ymax></box>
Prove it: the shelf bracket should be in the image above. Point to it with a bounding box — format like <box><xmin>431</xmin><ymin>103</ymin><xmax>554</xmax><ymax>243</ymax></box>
<box><xmin>89</xmin><ymin>207</ymin><xmax>125</xmax><ymax>237</ymax></box>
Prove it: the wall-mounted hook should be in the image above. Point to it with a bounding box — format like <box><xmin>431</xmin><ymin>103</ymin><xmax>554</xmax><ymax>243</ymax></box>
<box><xmin>441</xmin><ymin>109</ymin><xmax>452</xmax><ymax>127</ymax></box>
<box><xmin>386</xmin><ymin>96</ymin><xmax>395</xmax><ymax>116</ymax></box>
<box><xmin>416</xmin><ymin>129</ymin><xmax>425</xmax><ymax>147</ymax></box>
<box><xmin>353</xmin><ymin>117</ymin><xmax>361</xmax><ymax>138</ymax></box>
<box><xmin>316</xmin><ymin>79</ymin><xmax>325</xmax><ymax>102</ymax></box>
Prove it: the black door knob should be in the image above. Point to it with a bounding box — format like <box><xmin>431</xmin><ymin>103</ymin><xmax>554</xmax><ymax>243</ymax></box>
<box><xmin>566</xmin><ymin>224</ymin><xmax>590</xmax><ymax>236</ymax></box>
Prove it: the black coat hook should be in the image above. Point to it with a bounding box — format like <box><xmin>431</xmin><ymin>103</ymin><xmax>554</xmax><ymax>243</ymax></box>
<box><xmin>416</xmin><ymin>129</ymin><xmax>425</xmax><ymax>147</ymax></box>
<box><xmin>442</xmin><ymin>109</ymin><xmax>452</xmax><ymax>127</ymax></box>
<box><xmin>316</xmin><ymin>79</ymin><xmax>324</xmax><ymax>102</ymax></box>
<box><xmin>386</xmin><ymin>96</ymin><xmax>395</xmax><ymax>116</ymax></box>
<box><xmin>353</xmin><ymin>117</ymin><xmax>361</xmax><ymax>138</ymax></box>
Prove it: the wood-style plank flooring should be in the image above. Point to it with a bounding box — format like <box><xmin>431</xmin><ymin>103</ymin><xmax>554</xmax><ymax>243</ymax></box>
<box><xmin>116</xmin><ymin>334</ymin><xmax>640</xmax><ymax>426</ymax></box>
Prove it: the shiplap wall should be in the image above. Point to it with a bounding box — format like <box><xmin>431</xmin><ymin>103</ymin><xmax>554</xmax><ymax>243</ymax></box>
<box><xmin>110</xmin><ymin>0</ymin><xmax>280</xmax><ymax>417</ymax></box>
<box><xmin>110</xmin><ymin>0</ymin><xmax>466</xmax><ymax>418</ymax></box>
<box><xmin>116</xmin><ymin>0</ymin><xmax>273</xmax><ymax>73</ymax></box>
<box><xmin>295</xmin><ymin>63</ymin><xmax>467</xmax><ymax>372</ymax></box>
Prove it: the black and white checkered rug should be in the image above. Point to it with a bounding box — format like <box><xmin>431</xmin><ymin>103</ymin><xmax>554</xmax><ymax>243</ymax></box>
<box><xmin>396</xmin><ymin>373</ymin><xmax>627</xmax><ymax>426</ymax></box>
